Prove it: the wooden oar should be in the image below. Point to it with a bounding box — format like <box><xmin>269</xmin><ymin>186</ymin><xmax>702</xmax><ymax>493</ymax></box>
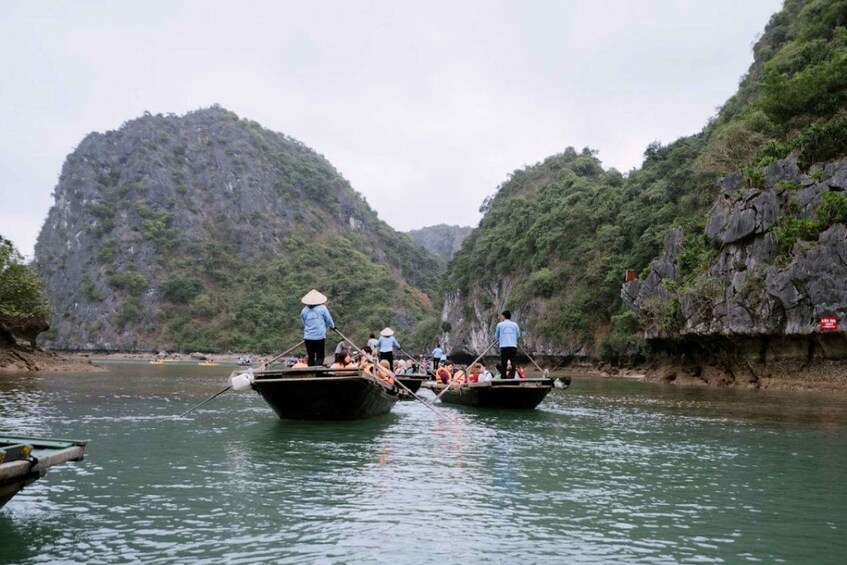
<box><xmin>179</xmin><ymin>384</ymin><xmax>232</xmax><ymax>418</ymax></box>
<box><xmin>518</xmin><ymin>344</ymin><xmax>550</xmax><ymax>378</ymax></box>
<box><xmin>333</xmin><ymin>328</ymin><xmax>443</xmax><ymax>418</ymax></box>
<box><xmin>261</xmin><ymin>340</ymin><xmax>306</xmax><ymax>370</ymax></box>
<box><xmin>435</xmin><ymin>340</ymin><xmax>497</xmax><ymax>403</ymax></box>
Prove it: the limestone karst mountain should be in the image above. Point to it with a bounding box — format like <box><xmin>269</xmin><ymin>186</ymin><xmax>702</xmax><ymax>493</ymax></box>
<box><xmin>405</xmin><ymin>224</ymin><xmax>472</xmax><ymax>261</ymax></box>
<box><xmin>34</xmin><ymin>106</ymin><xmax>443</xmax><ymax>352</ymax></box>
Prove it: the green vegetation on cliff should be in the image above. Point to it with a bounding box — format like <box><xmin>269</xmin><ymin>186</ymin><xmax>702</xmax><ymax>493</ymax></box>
<box><xmin>446</xmin><ymin>0</ymin><xmax>847</xmax><ymax>362</ymax></box>
<box><xmin>0</xmin><ymin>236</ymin><xmax>49</xmax><ymax>346</ymax></box>
<box><xmin>35</xmin><ymin>107</ymin><xmax>443</xmax><ymax>352</ymax></box>
<box><xmin>701</xmin><ymin>0</ymin><xmax>847</xmax><ymax>175</ymax></box>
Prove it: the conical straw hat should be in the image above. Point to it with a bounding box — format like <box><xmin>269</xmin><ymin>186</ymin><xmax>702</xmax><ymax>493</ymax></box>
<box><xmin>380</xmin><ymin>327</ymin><xmax>394</xmax><ymax>337</ymax></box>
<box><xmin>301</xmin><ymin>289</ymin><xmax>328</xmax><ymax>305</ymax></box>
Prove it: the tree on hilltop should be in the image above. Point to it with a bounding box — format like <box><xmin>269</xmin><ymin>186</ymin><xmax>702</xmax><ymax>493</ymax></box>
<box><xmin>0</xmin><ymin>236</ymin><xmax>50</xmax><ymax>347</ymax></box>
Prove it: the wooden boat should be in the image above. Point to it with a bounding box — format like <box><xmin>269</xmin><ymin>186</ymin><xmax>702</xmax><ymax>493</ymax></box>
<box><xmin>0</xmin><ymin>436</ymin><xmax>87</xmax><ymax>508</ymax></box>
<box><xmin>242</xmin><ymin>367</ymin><xmax>400</xmax><ymax>420</ymax></box>
<box><xmin>395</xmin><ymin>373</ymin><xmax>429</xmax><ymax>394</ymax></box>
<box><xmin>421</xmin><ymin>378</ymin><xmax>554</xmax><ymax>409</ymax></box>
<box><xmin>198</xmin><ymin>361</ymin><xmax>220</xmax><ymax>367</ymax></box>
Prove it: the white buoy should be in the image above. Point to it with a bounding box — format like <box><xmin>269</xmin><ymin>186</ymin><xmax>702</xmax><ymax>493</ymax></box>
<box><xmin>230</xmin><ymin>372</ymin><xmax>254</xmax><ymax>391</ymax></box>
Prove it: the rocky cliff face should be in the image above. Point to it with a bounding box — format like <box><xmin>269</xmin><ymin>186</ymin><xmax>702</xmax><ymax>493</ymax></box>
<box><xmin>405</xmin><ymin>224</ymin><xmax>473</xmax><ymax>261</ymax></box>
<box><xmin>624</xmin><ymin>155</ymin><xmax>847</xmax><ymax>388</ymax></box>
<box><xmin>440</xmin><ymin>279</ymin><xmax>591</xmax><ymax>364</ymax></box>
<box><xmin>33</xmin><ymin>107</ymin><xmax>442</xmax><ymax>351</ymax></box>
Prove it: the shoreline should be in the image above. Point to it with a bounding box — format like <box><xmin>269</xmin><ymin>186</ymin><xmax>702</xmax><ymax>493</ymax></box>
<box><xmin>0</xmin><ymin>346</ymin><xmax>105</xmax><ymax>374</ymax></box>
<box><xmin>68</xmin><ymin>351</ymin><xmax>276</xmax><ymax>366</ymax></box>
<box><xmin>5</xmin><ymin>348</ymin><xmax>847</xmax><ymax>394</ymax></box>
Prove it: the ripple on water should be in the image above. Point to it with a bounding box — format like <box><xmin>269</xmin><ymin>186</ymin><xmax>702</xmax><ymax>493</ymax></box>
<box><xmin>2</xmin><ymin>371</ymin><xmax>847</xmax><ymax>563</ymax></box>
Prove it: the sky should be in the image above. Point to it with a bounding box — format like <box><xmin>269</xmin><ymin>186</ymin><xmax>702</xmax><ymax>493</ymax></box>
<box><xmin>0</xmin><ymin>0</ymin><xmax>783</xmax><ymax>259</ymax></box>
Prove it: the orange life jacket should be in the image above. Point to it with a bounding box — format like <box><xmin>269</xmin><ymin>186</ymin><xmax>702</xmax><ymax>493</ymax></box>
<box><xmin>436</xmin><ymin>366</ymin><xmax>452</xmax><ymax>384</ymax></box>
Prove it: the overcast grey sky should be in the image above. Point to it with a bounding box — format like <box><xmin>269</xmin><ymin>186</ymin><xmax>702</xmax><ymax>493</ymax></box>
<box><xmin>1</xmin><ymin>0</ymin><xmax>782</xmax><ymax>259</ymax></box>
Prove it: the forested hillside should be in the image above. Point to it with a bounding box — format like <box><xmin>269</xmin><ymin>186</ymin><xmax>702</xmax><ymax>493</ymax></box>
<box><xmin>34</xmin><ymin>107</ymin><xmax>443</xmax><ymax>352</ymax></box>
<box><xmin>445</xmin><ymin>0</ymin><xmax>847</xmax><ymax>367</ymax></box>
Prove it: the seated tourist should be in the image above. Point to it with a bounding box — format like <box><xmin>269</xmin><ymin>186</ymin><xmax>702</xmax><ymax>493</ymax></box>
<box><xmin>479</xmin><ymin>362</ymin><xmax>494</xmax><ymax>381</ymax></box>
<box><xmin>358</xmin><ymin>353</ymin><xmax>373</xmax><ymax>373</ymax></box>
<box><xmin>468</xmin><ymin>363</ymin><xmax>482</xmax><ymax>383</ymax></box>
<box><xmin>436</xmin><ymin>362</ymin><xmax>453</xmax><ymax>384</ymax></box>
<box><xmin>376</xmin><ymin>359</ymin><xmax>396</xmax><ymax>386</ymax></box>
<box><xmin>291</xmin><ymin>355</ymin><xmax>309</xmax><ymax>369</ymax></box>
<box><xmin>330</xmin><ymin>351</ymin><xmax>352</xmax><ymax>369</ymax></box>
<box><xmin>451</xmin><ymin>368</ymin><xmax>467</xmax><ymax>385</ymax></box>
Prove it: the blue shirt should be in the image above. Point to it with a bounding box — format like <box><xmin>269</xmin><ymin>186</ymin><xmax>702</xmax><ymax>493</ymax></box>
<box><xmin>495</xmin><ymin>319</ymin><xmax>520</xmax><ymax>348</ymax></box>
<box><xmin>301</xmin><ymin>305</ymin><xmax>335</xmax><ymax>340</ymax></box>
<box><xmin>431</xmin><ymin>347</ymin><xmax>444</xmax><ymax>358</ymax></box>
<box><xmin>376</xmin><ymin>335</ymin><xmax>400</xmax><ymax>353</ymax></box>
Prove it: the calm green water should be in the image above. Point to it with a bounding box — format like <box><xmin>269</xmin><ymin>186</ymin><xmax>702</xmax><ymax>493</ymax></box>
<box><xmin>2</xmin><ymin>363</ymin><xmax>847</xmax><ymax>563</ymax></box>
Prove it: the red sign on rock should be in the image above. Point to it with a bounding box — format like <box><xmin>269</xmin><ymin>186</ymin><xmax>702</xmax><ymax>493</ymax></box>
<box><xmin>820</xmin><ymin>316</ymin><xmax>839</xmax><ymax>331</ymax></box>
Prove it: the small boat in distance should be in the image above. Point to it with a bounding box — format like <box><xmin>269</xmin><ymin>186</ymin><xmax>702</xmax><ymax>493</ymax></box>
<box><xmin>1</xmin><ymin>436</ymin><xmax>88</xmax><ymax>509</ymax></box>
<box><xmin>198</xmin><ymin>362</ymin><xmax>220</xmax><ymax>367</ymax></box>
<box><xmin>233</xmin><ymin>366</ymin><xmax>400</xmax><ymax>420</ymax></box>
<box><xmin>422</xmin><ymin>378</ymin><xmax>555</xmax><ymax>409</ymax></box>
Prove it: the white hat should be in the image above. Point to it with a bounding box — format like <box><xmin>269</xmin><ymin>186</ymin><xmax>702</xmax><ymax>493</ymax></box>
<box><xmin>301</xmin><ymin>289</ymin><xmax>328</xmax><ymax>306</ymax></box>
<box><xmin>380</xmin><ymin>327</ymin><xmax>394</xmax><ymax>337</ymax></box>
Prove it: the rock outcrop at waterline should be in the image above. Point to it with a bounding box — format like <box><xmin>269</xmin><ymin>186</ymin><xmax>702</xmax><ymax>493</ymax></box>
<box><xmin>624</xmin><ymin>155</ymin><xmax>847</xmax><ymax>389</ymax></box>
<box><xmin>33</xmin><ymin>107</ymin><xmax>443</xmax><ymax>352</ymax></box>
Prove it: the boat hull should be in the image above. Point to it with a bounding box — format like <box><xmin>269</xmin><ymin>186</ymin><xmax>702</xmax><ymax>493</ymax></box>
<box><xmin>1</xmin><ymin>437</ymin><xmax>87</xmax><ymax>508</ymax></box>
<box><xmin>396</xmin><ymin>374</ymin><xmax>427</xmax><ymax>394</ymax></box>
<box><xmin>423</xmin><ymin>379</ymin><xmax>553</xmax><ymax>409</ymax></box>
<box><xmin>250</xmin><ymin>368</ymin><xmax>399</xmax><ymax>420</ymax></box>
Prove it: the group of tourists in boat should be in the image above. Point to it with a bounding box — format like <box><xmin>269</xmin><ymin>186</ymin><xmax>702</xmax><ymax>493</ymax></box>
<box><xmin>231</xmin><ymin>288</ymin><xmax>558</xmax><ymax>420</ymax></box>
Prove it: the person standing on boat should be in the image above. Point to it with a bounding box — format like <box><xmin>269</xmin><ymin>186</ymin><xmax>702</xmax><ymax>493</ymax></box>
<box><xmin>431</xmin><ymin>344</ymin><xmax>444</xmax><ymax>371</ymax></box>
<box><xmin>367</xmin><ymin>333</ymin><xmax>378</xmax><ymax>351</ymax></box>
<box><xmin>375</xmin><ymin>327</ymin><xmax>400</xmax><ymax>367</ymax></box>
<box><xmin>494</xmin><ymin>310</ymin><xmax>520</xmax><ymax>380</ymax></box>
<box><xmin>300</xmin><ymin>289</ymin><xmax>335</xmax><ymax>367</ymax></box>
